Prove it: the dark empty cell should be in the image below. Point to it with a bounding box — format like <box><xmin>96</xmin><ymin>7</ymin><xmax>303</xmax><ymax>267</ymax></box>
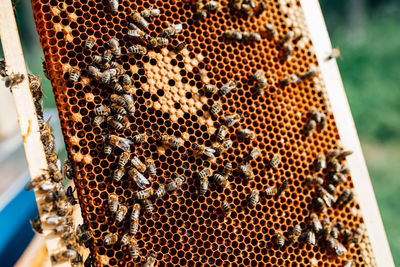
<box><xmin>157</xmin><ymin>89</ymin><xmax>164</xmax><ymax>96</ymax></box>
<box><xmin>168</xmin><ymin>79</ymin><xmax>176</xmax><ymax>86</ymax></box>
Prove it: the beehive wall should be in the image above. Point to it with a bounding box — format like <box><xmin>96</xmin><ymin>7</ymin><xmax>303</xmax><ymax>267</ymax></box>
<box><xmin>31</xmin><ymin>0</ymin><xmax>376</xmax><ymax>266</ymax></box>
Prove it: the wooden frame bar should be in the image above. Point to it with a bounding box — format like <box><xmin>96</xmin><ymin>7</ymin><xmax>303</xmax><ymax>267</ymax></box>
<box><xmin>300</xmin><ymin>1</ymin><xmax>394</xmax><ymax>266</ymax></box>
<box><xmin>0</xmin><ymin>1</ymin><xmax>70</xmax><ymax>266</ymax></box>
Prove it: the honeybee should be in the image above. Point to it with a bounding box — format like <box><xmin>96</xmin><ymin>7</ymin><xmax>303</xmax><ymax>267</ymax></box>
<box><xmin>241</xmin><ymin>3</ymin><xmax>254</xmax><ymax>17</ymax></box>
<box><xmin>317</xmin><ymin>187</ymin><xmax>336</xmax><ymax>207</ymax></box>
<box><xmin>160</xmin><ymin>134</ymin><xmax>181</xmax><ymax>148</ymax></box>
<box><xmin>314</xmin><ymin>197</ymin><xmax>326</xmax><ymax>212</ymax></box>
<box><xmin>301</xmin><ymin>68</ymin><xmax>317</xmax><ymax>81</ymax></box>
<box><xmin>264</xmin><ymin>186</ymin><xmax>277</xmax><ymax>196</ymax></box>
<box><xmin>66</xmin><ymin>186</ymin><xmax>77</xmax><ymax>205</ymax></box>
<box><xmin>276</xmin><ymin>179</ymin><xmax>290</xmax><ymax>196</ymax></box>
<box><xmin>310</xmin><ymin>213</ymin><xmax>322</xmax><ymax>233</ymax></box>
<box><xmin>92</xmin><ymin>54</ymin><xmax>103</xmax><ymax>66</ymax></box>
<box><xmin>30</xmin><ymin>215</ymin><xmax>43</xmax><ymax>234</ymax></box>
<box><xmin>104</xmin><ymin>134</ymin><xmax>133</xmax><ymax>154</ymax></box>
<box><xmin>69</xmin><ymin>68</ymin><xmax>80</xmax><ymax>82</ymax></box>
<box><xmin>222</xmin><ymin>201</ymin><xmax>231</xmax><ymax>217</ymax></box>
<box><xmin>108</xmin><ymin>194</ymin><xmax>119</xmax><ymax>214</ymax></box>
<box><xmin>331</xmin><ymin>226</ymin><xmax>339</xmax><ymax>239</ymax></box>
<box><xmin>143</xmin><ymin>253</ymin><xmax>157</xmax><ymax>267</ymax></box>
<box><xmin>222</xmin><ymin>162</ymin><xmax>232</xmax><ymax>176</ymax></box>
<box><xmin>3</xmin><ymin>72</ymin><xmax>24</xmax><ymax>91</ymax></box>
<box><xmin>107</xmin><ymin>115</ymin><xmax>124</xmax><ymax>131</ymax></box>
<box><xmin>45</xmin><ymin>214</ymin><xmax>65</xmax><ymax>226</ymax></box>
<box><xmin>41</xmin><ymin>61</ymin><xmax>50</xmax><ymax>80</ymax></box>
<box><xmin>220</xmin><ymin>80</ymin><xmax>237</xmax><ymax>95</ymax></box>
<box><xmin>333</xmin><ymin>239</ymin><xmax>347</xmax><ymax>256</ymax></box>
<box><xmin>104</xmin><ymin>233</ymin><xmax>118</xmax><ymax>246</ymax></box>
<box><xmin>118</xmin><ymin>232</ymin><xmax>130</xmax><ymax>246</ymax></box>
<box><xmin>315</xmin><ymin>153</ymin><xmax>326</xmax><ymax>172</ymax></box>
<box><xmin>130</xmin><ymin>238</ymin><xmax>139</xmax><ymax>261</ymax></box>
<box><xmin>51</xmin><ymin>250</ymin><xmax>78</xmax><ymax>264</ymax></box>
<box><xmin>320</xmin><ymin>217</ymin><xmax>332</xmax><ymax>240</ymax></box>
<box><xmin>25</xmin><ymin>173</ymin><xmax>49</xmax><ymax>191</ymax></box>
<box><xmin>122</xmin><ymin>94</ymin><xmax>136</xmax><ymax>115</ymax></box>
<box><xmin>94</xmin><ymin>105</ymin><xmax>110</xmax><ymax>116</ymax></box>
<box><xmin>133</xmin><ymin>133</ymin><xmax>147</xmax><ymax>144</ymax></box>
<box><xmin>128</xmin><ymin>168</ymin><xmax>150</xmax><ymax>189</ymax></box>
<box><xmin>320</xmin><ymin>113</ymin><xmax>327</xmax><ymax>130</ymax></box>
<box><xmin>326</xmin><ymin>48</ymin><xmax>341</xmax><ymax>61</ymax></box>
<box><xmin>192</xmin><ymin>144</ymin><xmax>215</xmax><ymax>159</ymax></box>
<box><xmin>198</xmin><ymin>168</ymin><xmax>212</xmax><ymax>180</ymax></box>
<box><xmin>249</xmin><ymin>148</ymin><xmax>260</xmax><ymax>160</ymax></box>
<box><xmin>135</xmin><ymin>187</ymin><xmax>154</xmax><ymax>200</ymax></box>
<box><xmin>238</xmin><ymin>128</ymin><xmax>255</xmax><ymax>140</ymax></box>
<box><xmin>154</xmin><ymin>184</ymin><xmax>166</xmax><ymax>199</ymax></box>
<box><xmin>128</xmin><ymin>45</ymin><xmax>147</xmax><ymax>55</ymax></box>
<box><xmin>84</xmin><ymin>36</ymin><xmax>96</xmax><ymax>50</ymax></box>
<box><xmin>131</xmin><ymin>156</ymin><xmax>147</xmax><ymax>173</ymax></box>
<box><xmin>113</xmin><ymin>166</ymin><xmax>126</xmax><ymax>182</ymax></box>
<box><xmin>88</xmin><ymin>65</ymin><xmax>101</xmax><ymax>81</ymax></box>
<box><xmin>199</xmin><ymin>177</ymin><xmax>209</xmax><ymax>195</ymax></box>
<box><xmin>210</xmin><ymin>102</ymin><xmax>222</xmax><ymax>116</ymax></box>
<box><xmin>141</xmin><ymin>6</ymin><xmax>160</xmax><ymax>19</ymax></box>
<box><xmin>214</xmin><ymin>139</ymin><xmax>232</xmax><ymax>154</ymax></box>
<box><xmin>146</xmin><ymin>159</ymin><xmax>156</xmax><ymax>177</ymax></box>
<box><xmin>166</xmin><ymin>176</ymin><xmax>185</xmax><ymax>192</ymax></box>
<box><xmin>117</xmin><ymin>152</ymin><xmax>130</xmax><ymax>167</ymax></box>
<box><xmin>148</xmin><ymin>37</ymin><xmax>169</xmax><ymax>48</ymax></box>
<box><xmin>77</xmin><ymin>228</ymin><xmax>93</xmax><ymax>245</ymax></box>
<box><xmin>0</xmin><ymin>59</ymin><xmax>6</xmax><ymax>78</ymax></box>
<box><xmin>28</xmin><ymin>74</ymin><xmax>42</xmax><ymax>101</ymax></box>
<box><xmin>204</xmin><ymin>1</ymin><xmax>220</xmax><ymax>11</ymax></box>
<box><xmin>274</xmin><ymin>232</ymin><xmax>286</xmax><ymax>247</ymax></box>
<box><xmin>213</xmin><ymin>173</ymin><xmax>229</xmax><ymax>188</ymax></box>
<box><xmin>305</xmin><ymin>120</ymin><xmax>317</xmax><ymax>137</ymax></box>
<box><xmin>288</xmin><ymin>224</ymin><xmax>302</xmax><ymax>244</ymax></box>
<box><xmin>174</xmin><ymin>41</ymin><xmax>187</xmax><ymax>54</ymax></box>
<box><xmin>232</xmin><ymin>0</ymin><xmax>243</xmax><ymax>11</ymax></box>
<box><xmin>217</xmin><ymin>125</ymin><xmax>229</xmax><ymax>142</ymax></box>
<box><xmin>128</xmin><ymin>28</ymin><xmax>148</xmax><ymax>41</ymax></box>
<box><xmin>283</xmin><ymin>44</ymin><xmax>292</xmax><ymax>61</ymax></box>
<box><xmin>243</xmin><ymin>31</ymin><xmax>261</xmax><ymax>42</ymax></box>
<box><xmin>132</xmin><ymin>12</ymin><xmax>149</xmax><ymax>28</ymax></box>
<box><xmin>204</xmin><ymin>84</ymin><xmax>216</xmax><ymax>93</ymax></box>
<box><xmin>108</xmin><ymin>0</ymin><xmax>118</xmax><ymax>14</ymax></box>
<box><xmin>264</xmin><ymin>24</ymin><xmax>277</xmax><ymax>40</ymax></box>
<box><xmin>93</xmin><ymin>115</ymin><xmax>105</xmax><ymax>126</ymax></box>
<box><xmin>223</xmin><ymin>30</ymin><xmax>243</xmax><ymax>40</ymax></box>
<box><xmin>269</xmin><ymin>154</ymin><xmax>281</xmax><ymax>168</ymax></box>
<box><xmin>337</xmin><ymin>149</ymin><xmax>353</xmax><ymax>160</ymax></box>
<box><xmin>252</xmin><ymin>70</ymin><xmax>265</xmax><ymax>82</ymax></box>
<box><xmin>239</xmin><ymin>164</ymin><xmax>254</xmax><ymax>180</ymax></box>
<box><xmin>280</xmin><ymin>31</ymin><xmax>294</xmax><ymax>46</ymax></box>
<box><xmin>305</xmin><ymin>176</ymin><xmax>324</xmax><ymax>186</ymax></box>
<box><xmin>248</xmin><ymin>189</ymin><xmax>259</xmax><ymax>208</ymax></box>
<box><xmin>353</xmin><ymin>227</ymin><xmax>362</xmax><ymax>243</ymax></box>
<box><xmin>116</xmin><ymin>204</ymin><xmax>128</xmax><ymax>223</ymax></box>
<box><xmin>109</xmin><ymin>38</ymin><xmax>121</xmax><ymax>58</ymax></box>
<box><xmin>102</xmin><ymin>49</ymin><xmax>113</xmax><ymax>64</ymax></box>
<box><xmin>334</xmin><ymin>188</ymin><xmax>349</xmax><ymax>207</ymax></box>
<box><xmin>225</xmin><ymin>113</ymin><xmax>241</xmax><ymax>127</ymax></box>
<box><xmin>341</xmin><ymin>191</ymin><xmax>354</xmax><ymax>207</ymax></box>
<box><xmin>326</xmin><ymin>184</ymin><xmax>336</xmax><ymax>195</ymax></box>
<box><xmin>130</xmin><ymin>203</ymin><xmax>141</xmax><ymax>234</ymax></box>
<box><xmin>305</xmin><ymin>228</ymin><xmax>316</xmax><ymax>245</ymax></box>
<box><xmin>142</xmin><ymin>198</ymin><xmax>154</xmax><ymax>213</ymax></box>
<box><xmin>122</xmin><ymin>74</ymin><xmax>132</xmax><ymax>87</ymax></box>
<box><xmin>113</xmin><ymin>82</ymin><xmax>124</xmax><ymax>93</ymax></box>
<box><xmin>161</xmin><ymin>23</ymin><xmax>183</xmax><ymax>38</ymax></box>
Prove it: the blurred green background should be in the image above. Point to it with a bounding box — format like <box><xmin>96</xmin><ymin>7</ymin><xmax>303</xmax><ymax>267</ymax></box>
<box><xmin>2</xmin><ymin>0</ymin><xmax>400</xmax><ymax>264</ymax></box>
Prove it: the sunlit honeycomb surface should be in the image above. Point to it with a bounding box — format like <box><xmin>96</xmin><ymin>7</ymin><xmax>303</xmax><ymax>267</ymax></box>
<box><xmin>31</xmin><ymin>0</ymin><xmax>376</xmax><ymax>266</ymax></box>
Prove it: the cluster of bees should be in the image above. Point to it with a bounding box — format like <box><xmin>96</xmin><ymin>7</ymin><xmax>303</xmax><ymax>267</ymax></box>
<box><xmin>20</xmin><ymin>72</ymin><xmax>94</xmax><ymax>266</ymax></box>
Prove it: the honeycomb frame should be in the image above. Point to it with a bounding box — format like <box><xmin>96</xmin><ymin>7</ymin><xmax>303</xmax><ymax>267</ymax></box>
<box><xmin>29</xmin><ymin>0</ymin><xmax>390</xmax><ymax>266</ymax></box>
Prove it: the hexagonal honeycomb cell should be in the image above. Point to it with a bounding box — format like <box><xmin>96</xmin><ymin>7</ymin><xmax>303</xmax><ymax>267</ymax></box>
<box><xmin>31</xmin><ymin>0</ymin><xmax>376</xmax><ymax>266</ymax></box>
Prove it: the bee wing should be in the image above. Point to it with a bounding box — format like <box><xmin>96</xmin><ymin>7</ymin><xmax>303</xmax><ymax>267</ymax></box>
<box><xmin>133</xmin><ymin>171</ymin><xmax>150</xmax><ymax>189</ymax></box>
<box><xmin>117</xmin><ymin>137</ymin><xmax>133</xmax><ymax>152</ymax></box>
